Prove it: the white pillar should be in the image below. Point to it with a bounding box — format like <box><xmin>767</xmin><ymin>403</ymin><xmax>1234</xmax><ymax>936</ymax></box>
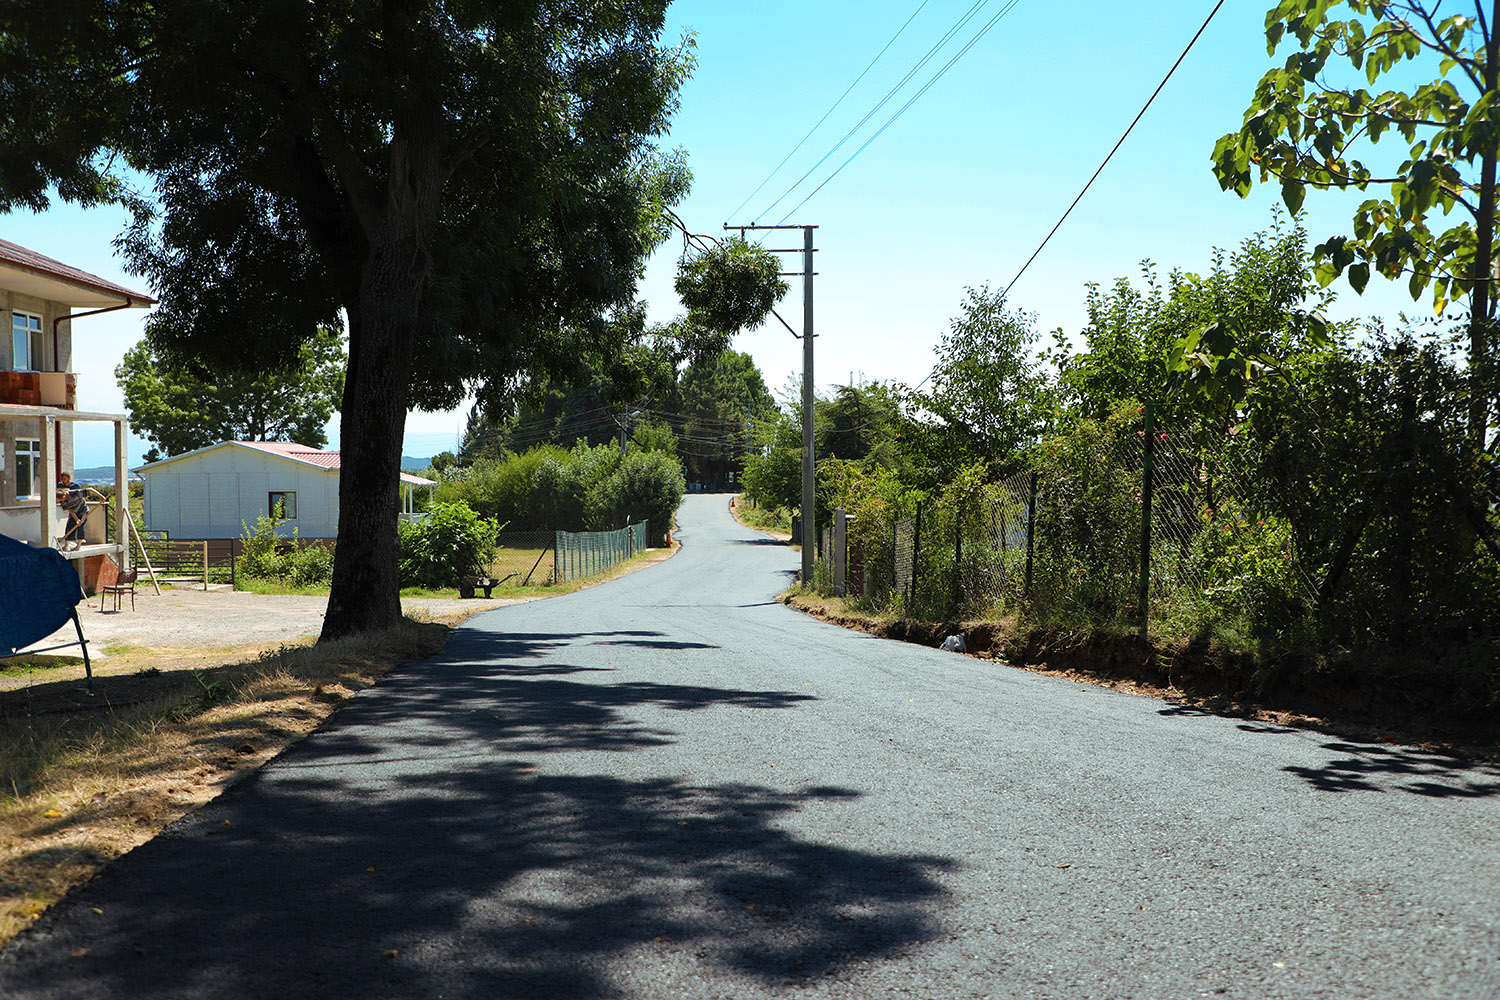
<box><xmin>40</xmin><ymin>415</ymin><xmax>57</xmax><ymax>548</ymax></box>
<box><xmin>115</xmin><ymin>417</ymin><xmax>130</xmax><ymax>570</ymax></box>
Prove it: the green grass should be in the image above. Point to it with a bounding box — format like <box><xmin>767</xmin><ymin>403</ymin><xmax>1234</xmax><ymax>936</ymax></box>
<box><xmin>0</xmin><ymin>656</ymin><xmax>83</xmax><ymax>679</ymax></box>
<box><xmin>736</xmin><ymin>499</ymin><xmax>793</xmax><ymax>534</ymax></box>
<box><xmin>231</xmin><ymin>576</ymin><xmax>334</xmax><ymax>597</ymax></box>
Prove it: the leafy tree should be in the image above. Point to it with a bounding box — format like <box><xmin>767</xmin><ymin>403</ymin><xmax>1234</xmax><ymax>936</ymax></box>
<box><xmin>1052</xmin><ymin>216</ymin><xmax>1337</xmax><ymax>428</ymax></box>
<box><xmin>740</xmin><ymin>406</ymin><xmax>804</xmax><ymax>513</ymax></box>
<box><xmin>902</xmin><ymin>286</ymin><xmax>1052</xmax><ymax>487</ymax></box>
<box><xmin>675</xmin><ymin>237</ymin><xmax>787</xmax><ymax>333</ymax></box>
<box><xmin>1212</xmin><ymin>0</ymin><xmax>1500</xmax><ymax>440</ymax></box>
<box><xmin>817</xmin><ymin>382</ymin><xmax>904</xmax><ymax>466</ymax></box>
<box><xmin>119</xmin><ymin>326</ymin><xmax>345</xmax><ymax>462</ymax></box>
<box><xmin>0</xmin><ymin>1</ymin><xmax>694</xmax><ymax>639</ymax></box>
<box><xmin>667</xmin><ymin>348</ymin><xmax>776</xmax><ymax>486</ymax></box>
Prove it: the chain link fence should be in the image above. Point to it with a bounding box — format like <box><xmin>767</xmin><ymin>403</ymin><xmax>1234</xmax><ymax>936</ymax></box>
<box><xmin>491</xmin><ymin>531</ymin><xmax>558</xmax><ymax>586</ymax></box>
<box><xmin>821</xmin><ymin>421</ymin><xmax>1316</xmax><ymax>632</ymax></box>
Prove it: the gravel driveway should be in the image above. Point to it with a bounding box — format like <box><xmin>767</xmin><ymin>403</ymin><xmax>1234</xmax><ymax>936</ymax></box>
<box><xmin>26</xmin><ymin>586</ymin><xmax>512</xmax><ymax>660</ymax></box>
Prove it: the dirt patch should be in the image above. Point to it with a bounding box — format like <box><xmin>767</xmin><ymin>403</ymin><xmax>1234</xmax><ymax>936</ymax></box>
<box><xmin>783</xmin><ymin>594</ymin><xmax>1500</xmax><ymax>761</ymax></box>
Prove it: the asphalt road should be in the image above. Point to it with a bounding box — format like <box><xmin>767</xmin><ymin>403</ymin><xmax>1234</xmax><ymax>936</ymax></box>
<box><xmin>2</xmin><ymin>494</ymin><xmax>1498</xmax><ymax>999</ymax></box>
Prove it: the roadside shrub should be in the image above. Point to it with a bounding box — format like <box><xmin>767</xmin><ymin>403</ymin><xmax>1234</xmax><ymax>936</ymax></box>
<box><xmin>397</xmin><ymin>500</ymin><xmax>499</xmax><ymax>589</ymax></box>
<box><xmin>435</xmin><ymin>446</ymin><xmax>565</xmax><ymax>528</ymax></box>
<box><xmin>587</xmin><ymin>449</ymin><xmax>686</xmax><ymax>545</ymax></box>
<box><xmin>238</xmin><ymin>511</ymin><xmax>286</xmax><ymax>581</ymax></box>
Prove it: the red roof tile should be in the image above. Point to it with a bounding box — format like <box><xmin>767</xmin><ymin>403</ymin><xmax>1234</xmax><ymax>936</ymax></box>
<box><xmin>0</xmin><ymin>238</ymin><xmax>156</xmax><ymax>305</ymax></box>
<box><xmin>236</xmin><ymin>442</ymin><xmax>435</xmax><ymax>484</ymax></box>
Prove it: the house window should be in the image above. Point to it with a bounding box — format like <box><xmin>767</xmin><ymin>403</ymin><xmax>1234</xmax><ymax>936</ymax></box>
<box><xmin>11</xmin><ymin>312</ymin><xmax>42</xmax><ymax>371</ymax></box>
<box><xmin>269</xmin><ymin>491</ymin><xmax>297</xmax><ymax>519</ymax></box>
<box><xmin>15</xmin><ymin>438</ymin><xmax>40</xmax><ymax>501</ymax></box>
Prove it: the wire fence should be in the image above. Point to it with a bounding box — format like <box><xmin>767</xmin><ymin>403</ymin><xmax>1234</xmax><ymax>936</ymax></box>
<box><xmin>553</xmin><ymin>521</ymin><xmax>649</xmax><ymax>583</ymax></box>
<box><xmin>821</xmin><ymin>421</ymin><xmax>1319</xmax><ymax>633</ymax></box>
<box><xmin>491</xmin><ymin>531</ymin><xmax>558</xmax><ymax>586</ymax></box>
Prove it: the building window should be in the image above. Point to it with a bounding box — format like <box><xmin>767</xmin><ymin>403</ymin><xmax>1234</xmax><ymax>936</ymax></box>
<box><xmin>11</xmin><ymin>312</ymin><xmax>42</xmax><ymax>371</ymax></box>
<box><xmin>269</xmin><ymin>491</ymin><xmax>297</xmax><ymax>519</ymax></box>
<box><xmin>15</xmin><ymin>438</ymin><xmax>40</xmax><ymax>501</ymax></box>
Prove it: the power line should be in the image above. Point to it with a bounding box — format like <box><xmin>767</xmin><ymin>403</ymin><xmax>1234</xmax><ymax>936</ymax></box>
<box><xmin>754</xmin><ymin>0</ymin><xmax>994</xmax><ymax>222</ymax></box>
<box><xmin>724</xmin><ymin>0</ymin><xmax>934</xmax><ymax>224</ymax></box>
<box><xmin>1002</xmin><ymin>0</ymin><xmax>1229</xmax><ymax>299</ymax></box>
<box><xmin>777</xmin><ymin>0</ymin><xmax>1021</xmax><ymax>224</ymax></box>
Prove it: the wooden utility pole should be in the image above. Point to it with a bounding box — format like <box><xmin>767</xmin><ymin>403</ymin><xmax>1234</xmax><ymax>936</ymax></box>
<box><xmin>724</xmin><ymin>223</ymin><xmax>818</xmax><ymax>584</ymax></box>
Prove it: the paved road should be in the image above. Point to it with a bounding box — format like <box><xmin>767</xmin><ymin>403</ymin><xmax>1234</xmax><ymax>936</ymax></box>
<box><xmin>2</xmin><ymin>494</ymin><xmax>1498</xmax><ymax>999</ymax></box>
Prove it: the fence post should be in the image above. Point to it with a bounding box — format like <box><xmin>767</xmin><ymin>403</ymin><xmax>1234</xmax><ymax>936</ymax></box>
<box><xmin>553</xmin><ymin>531</ymin><xmax>561</xmax><ymax>584</ymax></box>
<box><xmin>911</xmin><ymin>505</ymin><xmax>922</xmax><ymax>608</ymax></box>
<box><xmin>951</xmin><ymin>499</ymin><xmax>962</xmax><ymax>614</ymax></box>
<box><xmin>891</xmin><ymin>513</ymin><xmax>899</xmax><ymax>592</ymax></box>
<box><xmin>832</xmin><ymin>508</ymin><xmax>847</xmax><ymax>596</ymax></box>
<box><xmin>1024</xmin><ymin>471</ymin><xmax>1037</xmax><ymax>596</ymax></box>
<box><xmin>202</xmin><ymin>539</ymin><xmax>209</xmax><ymax>591</ymax></box>
<box><xmin>1139</xmin><ymin>401</ymin><xmax>1155</xmax><ymax>639</ymax></box>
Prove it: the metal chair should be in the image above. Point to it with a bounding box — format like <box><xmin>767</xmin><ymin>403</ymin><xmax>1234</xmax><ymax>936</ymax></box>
<box><xmin>101</xmin><ymin>568</ymin><xmax>139</xmax><ymax>612</ymax></box>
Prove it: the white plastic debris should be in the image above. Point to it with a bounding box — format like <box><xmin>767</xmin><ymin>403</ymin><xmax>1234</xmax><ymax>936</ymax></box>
<box><xmin>940</xmin><ymin>634</ymin><xmax>967</xmax><ymax>653</ymax></box>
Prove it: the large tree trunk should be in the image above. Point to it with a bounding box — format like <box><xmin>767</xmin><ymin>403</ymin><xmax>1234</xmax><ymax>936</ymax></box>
<box><xmin>321</xmin><ymin>132</ymin><xmax>442</xmax><ymax>641</ymax></box>
<box><xmin>320</xmin><ymin>275</ymin><xmax>413</xmax><ymax>640</ymax></box>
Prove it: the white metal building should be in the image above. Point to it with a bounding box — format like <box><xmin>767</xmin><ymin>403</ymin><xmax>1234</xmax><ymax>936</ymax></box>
<box><xmin>136</xmin><ymin>441</ymin><xmax>435</xmax><ymax>540</ymax></box>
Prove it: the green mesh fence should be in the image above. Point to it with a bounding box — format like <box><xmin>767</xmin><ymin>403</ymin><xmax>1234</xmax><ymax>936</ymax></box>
<box><xmin>553</xmin><ymin>521</ymin><xmax>649</xmax><ymax>583</ymax></box>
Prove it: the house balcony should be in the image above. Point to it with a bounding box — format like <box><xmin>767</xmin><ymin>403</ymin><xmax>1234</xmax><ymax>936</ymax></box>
<box><xmin>0</xmin><ymin>371</ymin><xmax>77</xmax><ymax>409</ymax></box>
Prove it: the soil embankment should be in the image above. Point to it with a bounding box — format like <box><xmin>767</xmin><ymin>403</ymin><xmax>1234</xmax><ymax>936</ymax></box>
<box><xmin>783</xmin><ymin>593</ymin><xmax>1499</xmax><ymax>760</ymax></box>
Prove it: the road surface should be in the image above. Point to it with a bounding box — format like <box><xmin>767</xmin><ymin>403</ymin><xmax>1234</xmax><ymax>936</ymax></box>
<box><xmin>2</xmin><ymin>494</ymin><xmax>1497</xmax><ymax>998</ymax></box>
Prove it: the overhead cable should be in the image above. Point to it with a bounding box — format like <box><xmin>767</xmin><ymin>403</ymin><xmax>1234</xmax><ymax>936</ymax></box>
<box><xmin>754</xmin><ymin>0</ymin><xmax>994</xmax><ymax>222</ymax></box>
<box><xmin>724</xmin><ymin>0</ymin><xmax>934</xmax><ymax>224</ymax></box>
<box><xmin>1002</xmin><ymin>0</ymin><xmax>1229</xmax><ymax>298</ymax></box>
<box><xmin>777</xmin><ymin>0</ymin><xmax>1021</xmax><ymax>224</ymax></box>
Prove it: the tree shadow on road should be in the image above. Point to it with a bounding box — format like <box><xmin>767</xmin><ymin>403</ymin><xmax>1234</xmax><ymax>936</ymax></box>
<box><xmin>0</xmin><ymin>694</ymin><xmax>952</xmax><ymax>999</ymax></box>
<box><xmin>1282</xmin><ymin>741</ymin><xmax>1500</xmax><ymax>797</ymax></box>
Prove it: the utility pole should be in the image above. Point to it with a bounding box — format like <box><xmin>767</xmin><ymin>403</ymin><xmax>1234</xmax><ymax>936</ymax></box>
<box><xmin>616</xmin><ymin>408</ymin><xmax>641</xmax><ymax>455</ymax></box>
<box><xmin>725</xmin><ymin>222</ymin><xmax>817</xmax><ymax>584</ymax></box>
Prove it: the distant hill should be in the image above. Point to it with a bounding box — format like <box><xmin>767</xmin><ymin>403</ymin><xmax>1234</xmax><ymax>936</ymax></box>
<box><xmin>402</xmin><ymin>456</ymin><xmax>432</xmax><ymax>472</ymax></box>
<box><xmin>72</xmin><ymin>465</ymin><xmax>132</xmax><ymax>484</ymax></box>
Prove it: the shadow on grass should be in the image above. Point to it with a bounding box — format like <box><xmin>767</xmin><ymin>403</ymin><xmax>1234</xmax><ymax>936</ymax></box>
<box><xmin>0</xmin><ymin>631</ymin><xmax>953</xmax><ymax>998</ymax></box>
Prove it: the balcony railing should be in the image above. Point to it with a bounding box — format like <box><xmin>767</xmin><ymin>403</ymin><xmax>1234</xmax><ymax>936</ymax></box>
<box><xmin>0</xmin><ymin>371</ymin><xmax>77</xmax><ymax>408</ymax></box>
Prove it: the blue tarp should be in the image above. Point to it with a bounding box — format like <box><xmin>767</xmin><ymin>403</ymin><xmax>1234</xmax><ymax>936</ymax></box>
<box><xmin>0</xmin><ymin>533</ymin><xmax>85</xmax><ymax>657</ymax></box>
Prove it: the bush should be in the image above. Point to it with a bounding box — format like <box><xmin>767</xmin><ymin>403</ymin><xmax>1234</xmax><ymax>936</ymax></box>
<box><xmin>237</xmin><ymin>511</ymin><xmax>335</xmax><ymax>588</ymax></box>
<box><xmin>397</xmin><ymin>501</ymin><xmax>499</xmax><ymax>589</ymax></box>
<box><xmin>287</xmin><ymin>543</ymin><xmax>335</xmax><ymax>588</ymax></box>
<box><xmin>238</xmin><ymin>511</ymin><xmax>287</xmax><ymax>581</ymax></box>
<box><xmin>434</xmin><ymin>446</ymin><xmax>565</xmax><ymax>529</ymax></box>
<box><xmin>587</xmin><ymin>449</ymin><xmax>686</xmax><ymax>545</ymax></box>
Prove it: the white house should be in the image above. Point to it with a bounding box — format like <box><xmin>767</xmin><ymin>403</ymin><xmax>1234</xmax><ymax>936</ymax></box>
<box><xmin>135</xmin><ymin>441</ymin><xmax>435</xmax><ymax>540</ymax></box>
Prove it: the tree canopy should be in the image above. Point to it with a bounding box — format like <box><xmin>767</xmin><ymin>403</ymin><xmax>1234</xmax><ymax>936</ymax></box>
<box><xmin>0</xmin><ymin>0</ymin><xmax>695</xmax><ymax>637</ymax></box>
<box><xmin>1212</xmin><ymin>0</ymin><xmax>1500</xmax><ymax>439</ymax></box>
<box><xmin>119</xmin><ymin>326</ymin><xmax>346</xmax><ymax>462</ymax></box>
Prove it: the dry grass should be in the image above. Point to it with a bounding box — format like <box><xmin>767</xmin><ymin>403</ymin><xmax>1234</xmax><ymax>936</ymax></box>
<box><xmin>0</xmin><ymin>613</ymin><xmax>466</xmax><ymax>947</ymax></box>
<box><xmin>0</xmin><ymin>541</ymin><xmax>681</xmax><ymax>949</ymax></box>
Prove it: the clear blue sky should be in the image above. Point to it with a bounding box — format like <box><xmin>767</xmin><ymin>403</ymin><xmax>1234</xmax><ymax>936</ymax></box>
<box><xmin>5</xmin><ymin>0</ymin><xmax>1426</xmax><ymax>468</ymax></box>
